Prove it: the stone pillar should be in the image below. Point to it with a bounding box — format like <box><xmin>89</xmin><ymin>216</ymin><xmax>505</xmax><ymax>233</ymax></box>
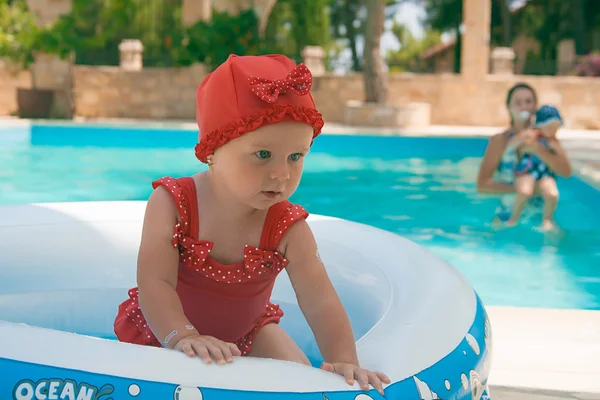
<box><xmin>26</xmin><ymin>0</ymin><xmax>74</xmax><ymax>118</ymax></box>
<box><xmin>119</xmin><ymin>39</ymin><xmax>144</xmax><ymax>71</ymax></box>
<box><xmin>25</xmin><ymin>0</ymin><xmax>72</xmax><ymax>26</ymax></box>
<box><xmin>490</xmin><ymin>47</ymin><xmax>515</xmax><ymax>75</ymax></box>
<box><xmin>461</xmin><ymin>0</ymin><xmax>491</xmax><ymax>80</ymax></box>
<box><xmin>301</xmin><ymin>46</ymin><xmax>325</xmax><ymax>76</ymax></box>
<box><xmin>557</xmin><ymin>39</ymin><xmax>576</xmax><ymax>75</ymax></box>
<box><xmin>182</xmin><ymin>0</ymin><xmax>212</xmax><ymax>27</ymax></box>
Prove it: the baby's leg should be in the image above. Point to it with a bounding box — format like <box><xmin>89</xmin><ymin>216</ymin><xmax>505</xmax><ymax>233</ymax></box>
<box><xmin>537</xmin><ymin>176</ymin><xmax>559</xmax><ymax>230</ymax></box>
<box><xmin>506</xmin><ymin>174</ymin><xmax>536</xmax><ymax>226</ymax></box>
<box><xmin>247</xmin><ymin>323</ymin><xmax>311</xmax><ymax>365</ymax></box>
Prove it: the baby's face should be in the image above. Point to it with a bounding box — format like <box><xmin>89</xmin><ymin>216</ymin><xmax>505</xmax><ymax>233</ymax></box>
<box><xmin>538</xmin><ymin>120</ymin><xmax>561</xmax><ymax>138</ymax></box>
<box><xmin>211</xmin><ymin>122</ymin><xmax>314</xmax><ymax>210</ymax></box>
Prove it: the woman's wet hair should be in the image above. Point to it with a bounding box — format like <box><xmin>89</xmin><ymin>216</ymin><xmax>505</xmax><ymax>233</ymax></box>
<box><xmin>506</xmin><ymin>83</ymin><xmax>537</xmax><ymax>107</ymax></box>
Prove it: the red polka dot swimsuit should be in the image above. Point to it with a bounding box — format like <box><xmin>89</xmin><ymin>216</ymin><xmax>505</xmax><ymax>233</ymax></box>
<box><xmin>113</xmin><ymin>176</ymin><xmax>308</xmax><ymax>355</ymax></box>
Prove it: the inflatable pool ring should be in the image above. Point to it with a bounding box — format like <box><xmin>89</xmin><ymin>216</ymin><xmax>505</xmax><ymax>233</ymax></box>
<box><xmin>0</xmin><ymin>201</ymin><xmax>493</xmax><ymax>400</ymax></box>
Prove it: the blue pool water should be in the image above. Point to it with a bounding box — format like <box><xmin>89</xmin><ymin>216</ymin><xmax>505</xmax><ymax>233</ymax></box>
<box><xmin>1</xmin><ymin>122</ymin><xmax>600</xmax><ymax>310</ymax></box>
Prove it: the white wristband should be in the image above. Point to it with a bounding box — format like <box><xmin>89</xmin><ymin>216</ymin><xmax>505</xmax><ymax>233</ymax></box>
<box><xmin>162</xmin><ymin>324</ymin><xmax>196</xmax><ymax>347</ymax></box>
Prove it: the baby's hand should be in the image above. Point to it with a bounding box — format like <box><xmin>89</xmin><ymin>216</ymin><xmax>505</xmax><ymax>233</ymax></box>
<box><xmin>507</xmin><ymin>130</ymin><xmax>533</xmax><ymax>151</ymax></box>
<box><xmin>320</xmin><ymin>362</ymin><xmax>391</xmax><ymax>395</ymax></box>
<box><xmin>173</xmin><ymin>334</ymin><xmax>242</xmax><ymax>364</ymax></box>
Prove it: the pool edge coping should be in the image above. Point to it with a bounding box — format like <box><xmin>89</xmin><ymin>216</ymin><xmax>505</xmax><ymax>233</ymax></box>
<box><xmin>3</xmin><ymin>117</ymin><xmax>599</xmax><ymax>190</ymax></box>
<box><xmin>2</xmin><ymin>117</ymin><xmax>600</xmax><ymax>140</ymax></box>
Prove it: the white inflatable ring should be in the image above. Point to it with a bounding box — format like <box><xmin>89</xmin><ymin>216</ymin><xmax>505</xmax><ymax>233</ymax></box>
<box><xmin>0</xmin><ymin>201</ymin><xmax>492</xmax><ymax>400</ymax></box>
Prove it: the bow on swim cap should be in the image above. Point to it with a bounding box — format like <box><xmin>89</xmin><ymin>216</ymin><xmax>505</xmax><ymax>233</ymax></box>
<box><xmin>194</xmin><ymin>54</ymin><xmax>325</xmax><ymax>163</ymax></box>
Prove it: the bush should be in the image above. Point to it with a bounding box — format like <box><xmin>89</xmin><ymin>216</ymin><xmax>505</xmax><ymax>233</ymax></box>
<box><xmin>172</xmin><ymin>8</ymin><xmax>278</xmax><ymax>71</ymax></box>
<box><xmin>574</xmin><ymin>52</ymin><xmax>600</xmax><ymax>77</ymax></box>
<box><xmin>0</xmin><ymin>0</ymin><xmax>77</xmax><ymax>76</ymax></box>
<box><xmin>0</xmin><ymin>0</ymin><xmax>40</xmax><ymax>72</ymax></box>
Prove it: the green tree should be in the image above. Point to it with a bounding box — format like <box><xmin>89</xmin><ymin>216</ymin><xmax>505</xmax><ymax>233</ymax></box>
<box><xmin>416</xmin><ymin>0</ymin><xmax>600</xmax><ymax>75</ymax></box>
<box><xmin>328</xmin><ymin>0</ymin><xmax>407</xmax><ymax>72</ymax></box>
<box><xmin>513</xmin><ymin>0</ymin><xmax>579</xmax><ymax>74</ymax></box>
<box><xmin>420</xmin><ymin>0</ymin><xmax>524</xmax><ymax>72</ymax></box>
<box><xmin>420</xmin><ymin>0</ymin><xmax>462</xmax><ymax>73</ymax></box>
<box><xmin>263</xmin><ymin>0</ymin><xmax>332</xmax><ymax>65</ymax></box>
<box><xmin>175</xmin><ymin>8</ymin><xmax>271</xmax><ymax>71</ymax></box>
<box><xmin>0</xmin><ymin>0</ymin><xmax>74</xmax><ymax>84</ymax></box>
<box><xmin>39</xmin><ymin>0</ymin><xmax>183</xmax><ymax>67</ymax></box>
<box><xmin>329</xmin><ymin>0</ymin><xmax>364</xmax><ymax>71</ymax></box>
<box><xmin>386</xmin><ymin>23</ymin><xmax>443</xmax><ymax>72</ymax></box>
<box><xmin>290</xmin><ymin>0</ymin><xmax>331</xmax><ymax>61</ymax></box>
<box><xmin>262</xmin><ymin>0</ymin><xmax>295</xmax><ymax>56</ymax></box>
<box><xmin>0</xmin><ymin>0</ymin><xmax>39</xmax><ymax>73</ymax></box>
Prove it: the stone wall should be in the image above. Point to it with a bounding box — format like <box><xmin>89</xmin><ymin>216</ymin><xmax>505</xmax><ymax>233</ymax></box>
<box><xmin>73</xmin><ymin>64</ymin><xmax>207</xmax><ymax>120</ymax></box>
<box><xmin>2</xmin><ymin>66</ymin><xmax>600</xmax><ymax>129</ymax></box>
<box><xmin>312</xmin><ymin>73</ymin><xmax>600</xmax><ymax>129</ymax></box>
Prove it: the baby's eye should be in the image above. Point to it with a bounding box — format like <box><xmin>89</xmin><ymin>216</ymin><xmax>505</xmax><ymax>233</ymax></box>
<box><xmin>255</xmin><ymin>150</ymin><xmax>271</xmax><ymax>160</ymax></box>
<box><xmin>289</xmin><ymin>153</ymin><xmax>303</xmax><ymax>162</ymax></box>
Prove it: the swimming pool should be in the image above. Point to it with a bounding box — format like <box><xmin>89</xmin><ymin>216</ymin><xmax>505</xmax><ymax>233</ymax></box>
<box><xmin>2</xmin><ymin>122</ymin><xmax>600</xmax><ymax>310</ymax></box>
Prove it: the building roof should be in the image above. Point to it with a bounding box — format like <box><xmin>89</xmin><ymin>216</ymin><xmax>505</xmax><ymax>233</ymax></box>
<box><xmin>419</xmin><ymin>38</ymin><xmax>457</xmax><ymax>60</ymax></box>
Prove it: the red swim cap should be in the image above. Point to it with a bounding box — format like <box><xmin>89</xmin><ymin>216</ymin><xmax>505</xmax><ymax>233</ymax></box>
<box><xmin>194</xmin><ymin>54</ymin><xmax>324</xmax><ymax>163</ymax></box>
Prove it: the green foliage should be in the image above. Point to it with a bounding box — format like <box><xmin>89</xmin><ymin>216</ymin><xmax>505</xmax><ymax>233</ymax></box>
<box><xmin>262</xmin><ymin>0</ymin><xmax>332</xmax><ymax>66</ymax></box>
<box><xmin>262</xmin><ymin>0</ymin><xmax>295</xmax><ymax>57</ymax></box>
<box><xmin>289</xmin><ymin>0</ymin><xmax>331</xmax><ymax>63</ymax></box>
<box><xmin>0</xmin><ymin>0</ymin><xmax>40</xmax><ymax>71</ymax></box>
<box><xmin>328</xmin><ymin>0</ymin><xmax>364</xmax><ymax>71</ymax></box>
<box><xmin>37</xmin><ymin>14</ymin><xmax>81</xmax><ymax>60</ymax></box>
<box><xmin>328</xmin><ymin>0</ymin><xmax>405</xmax><ymax>72</ymax></box>
<box><xmin>173</xmin><ymin>9</ymin><xmax>273</xmax><ymax>71</ymax></box>
<box><xmin>0</xmin><ymin>0</ymin><xmax>77</xmax><ymax>75</ymax></box>
<box><xmin>419</xmin><ymin>0</ymin><xmax>462</xmax><ymax>73</ymax></box>
<box><xmin>419</xmin><ymin>0</ymin><xmax>600</xmax><ymax>75</ymax></box>
<box><xmin>386</xmin><ymin>23</ymin><xmax>443</xmax><ymax>72</ymax></box>
<box><xmin>585</xmin><ymin>0</ymin><xmax>600</xmax><ymax>29</ymax></box>
<box><xmin>421</xmin><ymin>0</ymin><xmax>462</xmax><ymax>33</ymax></box>
<box><xmin>130</xmin><ymin>0</ymin><xmax>183</xmax><ymax>67</ymax></box>
<box><xmin>513</xmin><ymin>1</ymin><xmax>569</xmax><ymax>75</ymax></box>
<box><xmin>38</xmin><ymin>0</ymin><xmax>184</xmax><ymax>67</ymax></box>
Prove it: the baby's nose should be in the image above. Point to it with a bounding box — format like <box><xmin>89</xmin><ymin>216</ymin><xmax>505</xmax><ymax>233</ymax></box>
<box><xmin>270</xmin><ymin>164</ymin><xmax>290</xmax><ymax>181</ymax></box>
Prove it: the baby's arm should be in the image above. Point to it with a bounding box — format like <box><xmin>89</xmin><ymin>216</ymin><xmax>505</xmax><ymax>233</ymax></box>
<box><xmin>136</xmin><ymin>187</ymin><xmax>196</xmax><ymax>348</ymax></box>
<box><xmin>544</xmin><ymin>137</ymin><xmax>560</xmax><ymax>153</ymax></box>
<box><xmin>283</xmin><ymin>220</ymin><xmax>389</xmax><ymax>394</ymax></box>
<box><xmin>284</xmin><ymin>221</ymin><xmax>357</xmax><ymax>364</ymax></box>
<box><xmin>138</xmin><ymin>188</ymin><xmax>241</xmax><ymax>363</ymax></box>
<box><xmin>536</xmin><ymin>126</ymin><xmax>561</xmax><ymax>153</ymax></box>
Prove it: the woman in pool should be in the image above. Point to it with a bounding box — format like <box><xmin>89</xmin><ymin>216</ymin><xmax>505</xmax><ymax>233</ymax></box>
<box><xmin>113</xmin><ymin>54</ymin><xmax>389</xmax><ymax>395</ymax></box>
<box><xmin>476</xmin><ymin>83</ymin><xmax>572</xmax><ymax>227</ymax></box>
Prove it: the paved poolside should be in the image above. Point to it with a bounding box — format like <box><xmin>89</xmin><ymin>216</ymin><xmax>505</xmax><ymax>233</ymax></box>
<box><xmin>486</xmin><ymin>306</ymin><xmax>600</xmax><ymax>400</ymax></box>
<box><xmin>2</xmin><ymin>117</ymin><xmax>600</xmax><ymax>398</ymax></box>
